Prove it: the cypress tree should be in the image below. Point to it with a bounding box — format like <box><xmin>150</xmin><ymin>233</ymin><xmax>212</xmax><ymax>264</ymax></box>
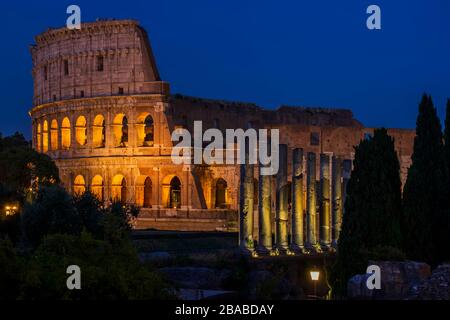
<box><xmin>331</xmin><ymin>128</ymin><xmax>403</xmax><ymax>296</ymax></box>
<box><xmin>443</xmin><ymin>98</ymin><xmax>450</xmax><ymax>259</ymax></box>
<box><xmin>444</xmin><ymin>99</ymin><xmax>450</xmax><ymax>171</ymax></box>
<box><xmin>402</xmin><ymin>94</ymin><xmax>450</xmax><ymax>265</ymax></box>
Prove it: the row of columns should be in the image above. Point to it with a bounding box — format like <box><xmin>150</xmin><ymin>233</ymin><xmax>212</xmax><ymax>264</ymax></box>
<box><xmin>239</xmin><ymin>145</ymin><xmax>352</xmax><ymax>255</ymax></box>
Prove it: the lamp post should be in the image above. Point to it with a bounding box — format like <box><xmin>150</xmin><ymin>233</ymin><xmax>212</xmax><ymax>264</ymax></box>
<box><xmin>310</xmin><ymin>269</ymin><xmax>320</xmax><ymax>298</ymax></box>
<box><xmin>4</xmin><ymin>205</ymin><xmax>18</xmax><ymax>216</ymax></box>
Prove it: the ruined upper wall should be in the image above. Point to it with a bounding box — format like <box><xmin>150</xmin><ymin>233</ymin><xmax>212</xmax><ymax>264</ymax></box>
<box><xmin>168</xmin><ymin>94</ymin><xmax>364</xmax><ymax>131</ymax></box>
<box><xmin>30</xmin><ymin>20</ymin><xmax>167</xmax><ymax>106</ymax></box>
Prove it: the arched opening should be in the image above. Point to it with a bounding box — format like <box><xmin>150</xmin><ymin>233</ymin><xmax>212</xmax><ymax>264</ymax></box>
<box><xmin>50</xmin><ymin>119</ymin><xmax>58</xmax><ymax>150</ymax></box>
<box><xmin>162</xmin><ymin>175</ymin><xmax>182</xmax><ymax>209</ymax></box>
<box><xmin>215</xmin><ymin>178</ymin><xmax>228</xmax><ymax>209</ymax></box>
<box><xmin>73</xmin><ymin>175</ymin><xmax>86</xmax><ymax>195</ymax></box>
<box><xmin>169</xmin><ymin>176</ymin><xmax>181</xmax><ymax>209</ymax></box>
<box><xmin>92</xmin><ymin>114</ymin><xmax>106</xmax><ymax>148</ymax></box>
<box><xmin>113</xmin><ymin>114</ymin><xmax>128</xmax><ymax>147</ymax></box>
<box><xmin>144</xmin><ymin>177</ymin><xmax>152</xmax><ymax>208</ymax></box>
<box><xmin>112</xmin><ymin>174</ymin><xmax>127</xmax><ymax>204</ymax></box>
<box><xmin>61</xmin><ymin>117</ymin><xmax>71</xmax><ymax>150</ymax></box>
<box><xmin>136</xmin><ymin>175</ymin><xmax>152</xmax><ymax>208</ymax></box>
<box><xmin>42</xmin><ymin>120</ymin><xmax>49</xmax><ymax>152</ymax></box>
<box><xmin>144</xmin><ymin>115</ymin><xmax>154</xmax><ymax>146</ymax></box>
<box><xmin>75</xmin><ymin>116</ymin><xmax>87</xmax><ymax>146</ymax></box>
<box><xmin>37</xmin><ymin>123</ymin><xmax>42</xmax><ymax>152</ymax></box>
<box><xmin>91</xmin><ymin>175</ymin><xmax>104</xmax><ymax>202</ymax></box>
<box><xmin>136</xmin><ymin>113</ymin><xmax>154</xmax><ymax>147</ymax></box>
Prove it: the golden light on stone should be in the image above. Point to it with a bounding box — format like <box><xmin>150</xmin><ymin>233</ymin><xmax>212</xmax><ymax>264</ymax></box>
<box><xmin>28</xmin><ymin>19</ymin><xmax>415</xmax><ymax>236</ymax></box>
<box><xmin>286</xmin><ymin>249</ymin><xmax>295</xmax><ymax>256</ymax></box>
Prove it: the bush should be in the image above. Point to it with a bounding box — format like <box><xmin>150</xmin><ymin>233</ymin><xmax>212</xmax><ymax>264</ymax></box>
<box><xmin>0</xmin><ymin>238</ymin><xmax>23</xmax><ymax>299</ymax></box>
<box><xmin>21</xmin><ymin>185</ymin><xmax>82</xmax><ymax>247</ymax></box>
<box><xmin>363</xmin><ymin>245</ymin><xmax>407</xmax><ymax>261</ymax></box>
<box><xmin>0</xmin><ymin>213</ymin><xmax>21</xmax><ymax>244</ymax></box>
<box><xmin>19</xmin><ymin>232</ymin><xmax>174</xmax><ymax>300</ymax></box>
<box><xmin>73</xmin><ymin>191</ymin><xmax>104</xmax><ymax>238</ymax></box>
<box><xmin>102</xmin><ymin>202</ymin><xmax>139</xmax><ymax>247</ymax></box>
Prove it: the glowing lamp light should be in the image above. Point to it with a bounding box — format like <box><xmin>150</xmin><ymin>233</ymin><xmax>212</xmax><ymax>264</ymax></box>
<box><xmin>4</xmin><ymin>204</ymin><xmax>18</xmax><ymax>216</ymax></box>
<box><xmin>310</xmin><ymin>270</ymin><xmax>320</xmax><ymax>281</ymax></box>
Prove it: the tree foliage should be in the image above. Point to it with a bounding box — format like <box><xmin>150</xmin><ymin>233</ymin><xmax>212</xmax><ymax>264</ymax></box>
<box><xmin>402</xmin><ymin>94</ymin><xmax>450</xmax><ymax>265</ymax></box>
<box><xmin>2</xmin><ymin>232</ymin><xmax>174</xmax><ymax>300</ymax></box>
<box><xmin>21</xmin><ymin>185</ymin><xmax>82</xmax><ymax>247</ymax></box>
<box><xmin>331</xmin><ymin>128</ymin><xmax>404</xmax><ymax>296</ymax></box>
<box><xmin>0</xmin><ymin>132</ymin><xmax>59</xmax><ymax>243</ymax></box>
<box><xmin>0</xmin><ymin>132</ymin><xmax>59</xmax><ymax>195</ymax></box>
<box><xmin>444</xmin><ymin>98</ymin><xmax>450</xmax><ymax>176</ymax></box>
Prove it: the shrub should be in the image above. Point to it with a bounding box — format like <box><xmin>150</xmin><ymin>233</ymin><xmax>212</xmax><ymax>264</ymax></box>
<box><xmin>19</xmin><ymin>232</ymin><xmax>174</xmax><ymax>300</ymax></box>
<box><xmin>21</xmin><ymin>185</ymin><xmax>82</xmax><ymax>247</ymax></box>
<box><xmin>73</xmin><ymin>191</ymin><xmax>104</xmax><ymax>238</ymax></box>
<box><xmin>0</xmin><ymin>238</ymin><xmax>23</xmax><ymax>299</ymax></box>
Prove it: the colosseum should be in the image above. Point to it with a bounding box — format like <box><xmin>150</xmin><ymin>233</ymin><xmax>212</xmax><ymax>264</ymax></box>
<box><xmin>29</xmin><ymin>19</ymin><xmax>415</xmax><ymax>242</ymax></box>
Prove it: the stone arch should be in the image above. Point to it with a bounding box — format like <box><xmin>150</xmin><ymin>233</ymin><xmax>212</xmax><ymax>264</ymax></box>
<box><xmin>136</xmin><ymin>175</ymin><xmax>152</xmax><ymax>208</ymax></box>
<box><xmin>36</xmin><ymin>123</ymin><xmax>42</xmax><ymax>152</ymax></box>
<box><xmin>111</xmin><ymin>174</ymin><xmax>127</xmax><ymax>204</ymax></box>
<box><xmin>162</xmin><ymin>175</ymin><xmax>182</xmax><ymax>209</ymax></box>
<box><xmin>61</xmin><ymin>117</ymin><xmax>71</xmax><ymax>150</ymax></box>
<box><xmin>42</xmin><ymin>120</ymin><xmax>49</xmax><ymax>152</ymax></box>
<box><xmin>92</xmin><ymin>114</ymin><xmax>106</xmax><ymax>148</ymax></box>
<box><xmin>75</xmin><ymin>115</ymin><xmax>87</xmax><ymax>146</ymax></box>
<box><xmin>215</xmin><ymin>178</ymin><xmax>228</xmax><ymax>208</ymax></box>
<box><xmin>73</xmin><ymin>174</ymin><xmax>86</xmax><ymax>195</ymax></box>
<box><xmin>50</xmin><ymin>119</ymin><xmax>58</xmax><ymax>150</ymax></box>
<box><xmin>137</xmin><ymin>113</ymin><xmax>154</xmax><ymax>147</ymax></box>
<box><xmin>113</xmin><ymin>113</ymin><xmax>128</xmax><ymax>147</ymax></box>
<box><xmin>91</xmin><ymin>175</ymin><xmax>104</xmax><ymax>202</ymax></box>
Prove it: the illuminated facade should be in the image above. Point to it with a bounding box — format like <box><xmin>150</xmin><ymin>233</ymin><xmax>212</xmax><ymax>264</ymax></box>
<box><xmin>29</xmin><ymin>20</ymin><xmax>415</xmax><ymax>232</ymax></box>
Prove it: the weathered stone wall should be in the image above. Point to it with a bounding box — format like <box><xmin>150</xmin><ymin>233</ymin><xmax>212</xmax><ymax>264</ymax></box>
<box><xmin>30</xmin><ymin>20</ymin><xmax>165</xmax><ymax>106</ymax></box>
<box><xmin>29</xmin><ymin>20</ymin><xmax>415</xmax><ymax>230</ymax></box>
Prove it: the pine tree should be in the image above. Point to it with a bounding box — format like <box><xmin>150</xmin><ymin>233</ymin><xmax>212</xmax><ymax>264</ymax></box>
<box><xmin>331</xmin><ymin>128</ymin><xmax>403</xmax><ymax>296</ymax></box>
<box><xmin>402</xmin><ymin>94</ymin><xmax>450</xmax><ymax>265</ymax></box>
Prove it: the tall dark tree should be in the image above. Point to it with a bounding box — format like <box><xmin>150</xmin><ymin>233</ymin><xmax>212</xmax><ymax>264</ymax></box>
<box><xmin>444</xmin><ymin>99</ymin><xmax>450</xmax><ymax>171</ymax></box>
<box><xmin>402</xmin><ymin>94</ymin><xmax>450</xmax><ymax>265</ymax></box>
<box><xmin>331</xmin><ymin>128</ymin><xmax>404</xmax><ymax>296</ymax></box>
<box><xmin>443</xmin><ymin>98</ymin><xmax>450</xmax><ymax>256</ymax></box>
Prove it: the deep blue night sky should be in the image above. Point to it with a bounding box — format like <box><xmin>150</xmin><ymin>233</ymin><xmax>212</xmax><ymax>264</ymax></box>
<box><xmin>1</xmin><ymin>0</ymin><xmax>449</xmax><ymax>138</ymax></box>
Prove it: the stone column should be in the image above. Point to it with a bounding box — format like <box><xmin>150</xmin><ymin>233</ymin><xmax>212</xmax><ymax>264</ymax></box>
<box><xmin>135</xmin><ymin>123</ymin><xmax>145</xmax><ymax>147</ymax></box>
<box><xmin>320</xmin><ymin>154</ymin><xmax>331</xmax><ymax>250</ymax></box>
<box><xmin>239</xmin><ymin>161</ymin><xmax>254</xmax><ymax>252</ymax></box>
<box><xmin>331</xmin><ymin>156</ymin><xmax>343</xmax><ymax>249</ymax></box>
<box><xmin>258</xmin><ymin>162</ymin><xmax>273</xmax><ymax>254</ymax></box>
<box><xmin>306</xmin><ymin>152</ymin><xmax>319</xmax><ymax>252</ymax></box>
<box><xmin>291</xmin><ymin>148</ymin><xmax>305</xmax><ymax>253</ymax></box>
<box><xmin>128</xmin><ymin>113</ymin><xmax>137</xmax><ymax>148</ymax></box>
<box><xmin>275</xmin><ymin>144</ymin><xmax>289</xmax><ymax>251</ymax></box>
<box><xmin>105</xmin><ymin>112</ymin><xmax>113</xmax><ymax>149</ymax></box>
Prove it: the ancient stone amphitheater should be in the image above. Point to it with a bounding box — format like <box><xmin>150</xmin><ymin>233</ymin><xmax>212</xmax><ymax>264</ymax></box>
<box><xmin>29</xmin><ymin>20</ymin><xmax>414</xmax><ymax>236</ymax></box>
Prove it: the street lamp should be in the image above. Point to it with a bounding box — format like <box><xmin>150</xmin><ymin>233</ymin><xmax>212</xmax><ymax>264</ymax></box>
<box><xmin>310</xmin><ymin>269</ymin><xmax>320</xmax><ymax>298</ymax></box>
<box><xmin>4</xmin><ymin>204</ymin><xmax>18</xmax><ymax>216</ymax></box>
